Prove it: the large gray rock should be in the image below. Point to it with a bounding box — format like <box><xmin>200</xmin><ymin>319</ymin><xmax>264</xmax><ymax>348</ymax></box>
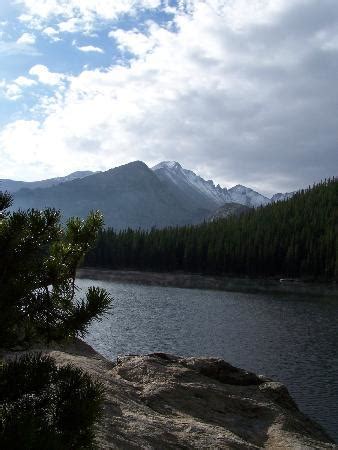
<box><xmin>2</xmin><ymin>340</ymin><xmax>336</xmax><ymax>449</ymax></box>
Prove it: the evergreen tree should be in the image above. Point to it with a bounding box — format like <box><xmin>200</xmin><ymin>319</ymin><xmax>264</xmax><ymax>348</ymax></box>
<box><xmin>84</xmin><ymin>178</ymin><xmax>337</xmax><ymax>281</ymax></box>
<box><xmin>0</xmin><ymin>191</ymin><xmax>111</xmax><ymax>347</ymax></box>
<box><xmin>0</xmin><ymin>190</ymin><xmax>112</xmax><ymax>448</ymax></box>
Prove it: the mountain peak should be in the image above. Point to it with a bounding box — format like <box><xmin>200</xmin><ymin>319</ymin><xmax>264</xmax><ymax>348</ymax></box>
<box><xmin>230</xmin><ymin>184</ymin><xmax>249</xmax><ymax>191</ymax></box>
<box><xmin>152</xmin><ymin>161</ymin><xmax>182</xmax><ymax>171</ymax></box>
<box><xmin>67</xmin><ymin>170</ymin><xmax>94</xmax><ymax>178</ymax></box>
<box><xmin>229</xmin><ymin>184</ymin><xmax>270</xmax><ymax>207</ymax></box>
<box><xmin>108</xmin><ymin>160</ymin><xmax>150</xmax><ymax>173</ymax></box>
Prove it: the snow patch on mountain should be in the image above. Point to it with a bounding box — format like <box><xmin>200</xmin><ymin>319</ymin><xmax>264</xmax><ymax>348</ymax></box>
<box><xmin>228</xmin><ymin>185</ymin><xmax>271</xmax><ymax>207</ymax></box>
<box><xmin>271</xmin><ymin>192</ymin><xmax>295</xmax><ymax>202</ymax></box>
<box><xmin>152</xmin><ymin>162</ymin><xmax>272</xmax><ymax>208</ymax></box>
<box><xmin>152</xmin><ymin>161</ymin><xmax>231</xmax><ymax>206</ymax></box>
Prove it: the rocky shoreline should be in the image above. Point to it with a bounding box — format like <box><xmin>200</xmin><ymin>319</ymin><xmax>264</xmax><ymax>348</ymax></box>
<box><xmin>2</xmin><ymin>339</ymin><xmax>336</xmax><ymax>449</ymax></box>
<box><xmin>77</xmin><ymin>268</ymin><xmax>338</xmax><ymax>297</ymax></box>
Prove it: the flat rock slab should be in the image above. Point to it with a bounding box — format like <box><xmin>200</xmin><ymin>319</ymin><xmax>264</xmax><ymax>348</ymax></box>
<box><xmin>2</xmin><ymin>340</ymin><xmax>337</xmax><ymax>449</ymax></box>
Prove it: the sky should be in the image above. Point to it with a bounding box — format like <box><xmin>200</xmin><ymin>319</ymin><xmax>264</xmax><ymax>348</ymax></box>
<box><xmin>0</xmin><ymin>0</ymin><xmax>337</xmax><ymax>195</ymax></box>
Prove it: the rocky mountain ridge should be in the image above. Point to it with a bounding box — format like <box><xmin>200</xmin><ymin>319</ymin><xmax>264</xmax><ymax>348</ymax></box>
<box><xmin>152</xmin><ymin>161</ymin><xmax>273</xmax><ymax>207</ymax></box>
<box><xmin>5</xmin><ymin>161</ymin><xmax>295</xmax><ymax>229</ymax></box>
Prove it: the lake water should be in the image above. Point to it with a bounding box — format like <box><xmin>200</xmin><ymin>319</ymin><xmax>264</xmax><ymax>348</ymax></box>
<box><xmin>78</xmin><ymin>278</ymin><xmax>338</xmax><ymax>442</ymax></box>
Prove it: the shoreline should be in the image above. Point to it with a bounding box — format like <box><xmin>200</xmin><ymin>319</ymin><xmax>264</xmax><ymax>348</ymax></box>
<box><xmin>77</xmin><ymin>267</ymin><xmax>338</xmax><ymax>297</ymax></box>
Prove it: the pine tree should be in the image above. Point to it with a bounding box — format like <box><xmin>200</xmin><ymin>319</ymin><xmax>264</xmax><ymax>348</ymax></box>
<box><xmin>0</xmin><ymin>191</ymin><xmax>112</xmax><ymax>448</ymax></box>
<box><xmin>0</xmin><ymin>191</ymin><xmax>111</xmax><ymax>347</ymax></box>
<box><xmin>84</xmin><ymin>178</ymin><xmax>337</xmax><ymax>281</ymax></box>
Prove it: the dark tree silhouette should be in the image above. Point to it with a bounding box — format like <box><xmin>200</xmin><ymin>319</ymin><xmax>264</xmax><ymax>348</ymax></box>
<box><xmin>84</xmin><ymin>178</ymin><xmax>337</xmax><ymax>281</ymax></box>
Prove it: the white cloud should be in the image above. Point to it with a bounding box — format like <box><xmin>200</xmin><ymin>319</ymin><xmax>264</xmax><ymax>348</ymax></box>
<box><xmin>0</xmin><ymin>76</ymin><xmax>37</xmax><ymax>101</ymax></box>
<box><xmin>58</xmin><ymin>17</ymin><xmax>84</xmax><ymax>33</ymax></box>
<box><xmin>109</xmin><ymin>27</ymin><xmax>157</xmax><ymax>57</ymax></box>
<box><xmin>29</xmin><ymin>64</ymin><xmax>65</xmax><ymax>85</ymax></box>
<box><xmin>14</xmin><ymin>76</ymin><xmax>37</xmax><ymax>87</ymax></box>
<box><xmin>43</xmin><ymin>26</ymin><xmax>58</xmax><ymax>36</ymax></box>
<box><xmin>17</xmin><ymin>0</ymin><xmax>162</xmax><ymax>32</ymax></box>
<box><xmin>0</xmin><ymin>40</ymin><xmax>39</xmax><ymax>56</ymax></box>
<box><xmin>16</xmin><ymin>32</ymin><xmax>36</xmax><ymax>45</ymax></box>
<box><xmin>1</xmin><ymin>0</ymin><xmax>338</xmax><ymax>191</ymax></box>
<box><xmin>77</xmin><ymin>45</ymin><xmax>104</xmax><ymax>54</ymax></box>
<box><xmin>42</xmin><ymin>26</ymin><xmax>60</xmax><ymax>41</ymax></box>
<box><xmin>3</xmin><ymin>84</ymin><xmax>23</xmax><ymax>101</ymax></box>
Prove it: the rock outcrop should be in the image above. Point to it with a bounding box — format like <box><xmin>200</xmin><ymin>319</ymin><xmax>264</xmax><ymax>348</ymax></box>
<box><xmin>2</xmin><ymin>339</ymin><xmax>336</xmax><ymax>449</ymax></box>
<box><xmin>208</xmin><ymin>202</ymin><xmax>252</xmax><ymax>221</ymax></box>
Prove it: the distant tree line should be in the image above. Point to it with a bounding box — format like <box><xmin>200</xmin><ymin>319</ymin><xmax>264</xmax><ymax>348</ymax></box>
<box><xmin>84</xmin><ymin>178</ymin><xmax>337</xmax><ymax>280</ymax></box>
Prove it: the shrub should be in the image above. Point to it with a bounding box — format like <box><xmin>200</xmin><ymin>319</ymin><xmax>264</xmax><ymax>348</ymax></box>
<box><xmin>0</xmin><ymin>353</ymin><xmax>104</xmax><ymax>449</ymax></box>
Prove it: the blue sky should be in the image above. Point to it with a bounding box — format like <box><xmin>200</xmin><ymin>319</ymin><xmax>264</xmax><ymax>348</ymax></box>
<box><xmin>0</xmin><ymin>1</ymin><xmax>174</xmax><ymax>125</ymax></box>
<box><xmin>0</xmin><ymin>0</ymin><xmax>338</xmax><ymax>194</ymax></box>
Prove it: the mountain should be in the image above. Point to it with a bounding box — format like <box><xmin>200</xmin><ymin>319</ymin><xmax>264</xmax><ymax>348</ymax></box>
<box><xmin>152</xmin><ymin>162</ymin><xmax>271</xmax><ymax>207</ymax></box>
<box><xmin>11</xmin><ymin>162</ymin><xmax>209</xmax><ymax>229</ymax></box>
<box><xmin>152</xmin><ymin>161</ymin><xmax>231</xmax><ymax>209</ymax></box>
<box><xmin>271</xmin><ymin>192</ymin><xmax>295</xmax><ymax>202</ymax></box>
<box><xmin>208</xmin><ymin>202</ymin><xmax>252</xmax><ymax>221</ymax></box>
<box><xmin>7</xmin><ymin>160</ymin><xmax>296</xmax><ymax>229</ymax></box>
<box><xmin>227</xmin><ymin>185</ymin><xmax>270</xmax><ymax>207</ymax></box>
<box><xmin>0</xmin><ymin>171</ymin><xmax>95</xmax><ymax>193</ymax></box>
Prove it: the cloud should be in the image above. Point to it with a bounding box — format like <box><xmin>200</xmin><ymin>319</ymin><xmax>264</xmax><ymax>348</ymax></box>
<box><xmin>77</xmin><ymin>45</ymin><xmax>104</xmax><ymax>53</ymax></box>
<box><xmin>1</xmin><ymin>0</ymin><xmax>338</xmax><ymax>192</ymax></box>
<box><xmin>42</xmin><ymin>26</ymin><xmax>60</xmax><ymax>41</ymax></box>
<box><xmin>29</xmin><ymin>64</ymin><xmax>66</xmax><ymax>85</ymax></box>
<box><xmin>16</xmin><ymin>32</ymin><xmax>36</xmax><ymax>45</ymax></box>
<box><xmin>58</xmin><ymin>17</ymin><xmax>85</xmax><ymax>33</ymax></box>
<box><xmin>109</xmin><ymin>27</ymin><xmax>157</xmax><ymax>57</ymax></box>
<box><xmin>0</xmin><ymin>40</ymin><xmax>39</xmax><ymax>56</ymax></box>
<box><xmin>16</xmin><ymin>0</ymin><xmax>162</xmax><ymax>33</ymax></box>
<box><xmin>0</xmin><ymin>76</ymin><xmax>37</xmax><ymax>101</ymax></box>
<box><xmin>2</xmin><ymin>84</ymin><xmax>23</xmax><ymax>101</ymax></box>
<box><xmin>13</xmin><ymin>76</ymin><xmax>37</xmax><ymax>87</ymax></box>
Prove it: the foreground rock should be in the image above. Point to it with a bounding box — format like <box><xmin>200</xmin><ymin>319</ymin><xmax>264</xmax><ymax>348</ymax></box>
<box><xmin>2</xmin><ymin>340</ymin><xmax>336</xmax><ymax>449</ymax></box>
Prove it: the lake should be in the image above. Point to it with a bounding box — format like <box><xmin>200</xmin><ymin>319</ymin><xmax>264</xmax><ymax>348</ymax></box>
<box><xmin>78</xmin><ymin>278</ymin><xmax>338</xmax><ymax>442</ymax></box>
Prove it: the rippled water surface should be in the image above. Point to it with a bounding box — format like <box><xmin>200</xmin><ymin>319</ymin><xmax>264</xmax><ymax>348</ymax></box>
<box><xmin>78</xmin><ymin>279</ymin><xmax>338</xmax><ymax>441</ymax></box>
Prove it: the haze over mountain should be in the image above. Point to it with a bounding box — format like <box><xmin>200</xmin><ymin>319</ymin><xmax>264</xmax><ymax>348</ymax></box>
<box><xmin>8</xmin><ymin>161</ymin><xmax>294</xmax><ymax>229</ymax></box>
<box><xmin>0</xmin><ymin>171</ymin><xmax>95</xmax><ymax>193</ymax></box>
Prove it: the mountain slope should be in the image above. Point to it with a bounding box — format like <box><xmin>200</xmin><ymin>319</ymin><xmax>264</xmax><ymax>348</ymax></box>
<box><xmin>12</xmin><ymin>162</ymin><xmax>208</xmax><ymax>229</ymax></box>
<box><xmin>152</xmin><ymin>162</ymin><xmax>271</xmax><ymax>208</ymax></box>
<box><xmin>0</xmin><ymin>171</ymin><xmax>95</xmax><ymax>193</ymax></box>
<box><xmin>228</xmin><ymin>185</ymin><xmax>270</xmax><ymax>207</ymax></box>
<box><xmin>152</xmin><ymin>161</ymin><xmax>231</xmax><ymax>209</ymax></box>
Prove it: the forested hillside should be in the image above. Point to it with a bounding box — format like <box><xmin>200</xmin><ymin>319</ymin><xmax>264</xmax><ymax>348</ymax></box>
<box><xmin>84</xmin><ymin>179</ymin><xmax>337</xmax><ymax>280</ymax></box>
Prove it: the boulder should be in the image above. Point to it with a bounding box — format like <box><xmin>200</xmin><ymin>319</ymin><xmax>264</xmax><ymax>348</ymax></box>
<box><xmin>1</xmin><ymin>340</ymin><xmax>336</xmax><ymax>449</ymax></box>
